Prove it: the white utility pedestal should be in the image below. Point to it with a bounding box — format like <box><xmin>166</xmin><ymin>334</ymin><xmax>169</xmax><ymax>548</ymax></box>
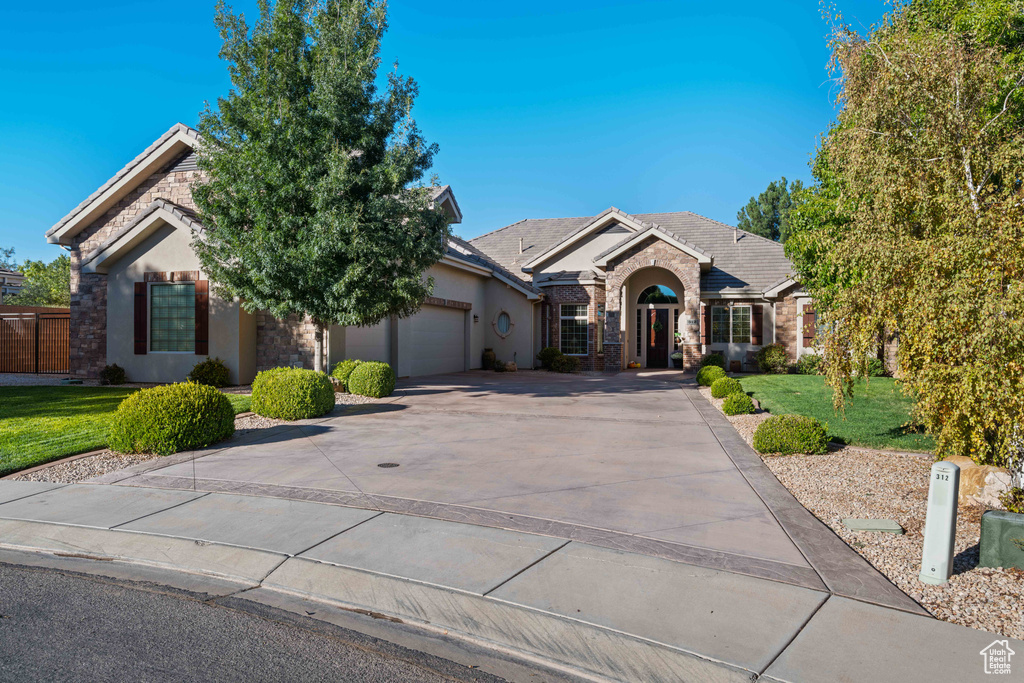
<box><xmin>919</xmin><ymin>460</ymin><xmax>960</xmax><ymax>585</ymax></box>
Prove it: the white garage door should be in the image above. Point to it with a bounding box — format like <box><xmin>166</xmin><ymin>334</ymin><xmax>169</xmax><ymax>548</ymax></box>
<box><xmin>410</xmin><ymin>305</ymin><xmax>465</xmax><ymax>376</ymax></box>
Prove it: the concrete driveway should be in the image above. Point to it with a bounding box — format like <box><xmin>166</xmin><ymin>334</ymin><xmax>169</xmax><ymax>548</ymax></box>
<box><xmin>108</xmin><ymin>371</ymin><xmax>821</xmax><ymax>580</ymax></box>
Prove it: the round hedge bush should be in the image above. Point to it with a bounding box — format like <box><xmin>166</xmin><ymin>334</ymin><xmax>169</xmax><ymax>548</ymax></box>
<box><xmin>710</xmin><ymin>376</ymin><xmax>743</xmax><ymax>399</ymax></box>
<box><xmin>756</xmin><ymin>343</ymin><xmax>789</xmax><ymax>374</ymax></box>
<box><xmin>251</xmin><ymin>368</ymin><xmax>336</xmax><ymax>420</ymax></box>
<box><xmin>696</xmin><ymin>364</ymin><xmax>727</xmax><ymax>387</ymax></box>
<box><xmin>537</xmin><ymin>346</ymin><xmax>562</xmax><ymax>369</ymax></box>
<box><xmin>550</xmin><ymin>354</ymin><xmax>582</xmax><ymax>373</ymax></box>
<box><xmin>753</xmin><ymin>414</ymin><xmax>829</xmax><ymax>455</ymax></box>
<box><xmin>330</xmin><ymin>359</ymin><xmax>363</xmax><ymax>391</ymax></box>
<box><xmin>187</xmin><ymin>357</ymin><xmax>231</xmax><ymax>388</ymax></box>
<box><xmin>699</xmin><ymin>353</ymin><xmax>726</xmax><ymax>369</ymax></box>
<box><xmin>347</xmin><ymin>361</ymin><xmax>396</xmax><ymax>398</ymax></box>
<box><xmin>99</xmin><ymin>363</ymin><xmax>127</xmax><ymax>386</ymax></box>
<box><xmin>108</xmin><ymin>383</ymin><xmax>235</xmax><ymax>456</ymax></box>
<box><xmin>722</xmin><ymin>392</ymin><xmax>755</xmax><ymax>415</ymax></box>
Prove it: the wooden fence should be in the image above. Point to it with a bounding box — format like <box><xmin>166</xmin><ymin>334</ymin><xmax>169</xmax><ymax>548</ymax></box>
<box><xmin>0</xmin><ymin>307</ymin><xmax>70</xmax><ymax>374</ymax></box>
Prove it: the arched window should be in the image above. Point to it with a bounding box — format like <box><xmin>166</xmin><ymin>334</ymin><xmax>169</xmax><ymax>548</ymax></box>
<box><xmin>637</xmin><ymin>285</ymin><xmax>678</xmax><ymax>304</ymax></box>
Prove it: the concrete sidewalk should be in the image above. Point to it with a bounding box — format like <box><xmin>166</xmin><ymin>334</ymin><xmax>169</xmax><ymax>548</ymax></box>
<box><xmin>0</xmin><ymin>480</ymin><xmax>1017</xmax><ymax>682</ymax></box>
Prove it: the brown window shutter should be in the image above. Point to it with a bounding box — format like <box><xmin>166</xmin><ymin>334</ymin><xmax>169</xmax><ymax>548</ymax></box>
<box><xmin>701</xmin><ymin>304</ymin><xmax>710</xmax><ymax>345</ymax></box>
<box><xmin>134</xmin><ymin>283</ymin><xmax>147</xmax><ymax>355</ymax></box>
<box><xmin>195</xmin><ymin>280</ymin><xmax>209</xmax><ymax>355</ymax></box>
<box><xmin>803</xmin><ymin>306</ymin><xmax>816</xmax><ymax>343</ymax></box>
<box><xmin>752</xmin><ymin>305</ymin><xmax>763</xmax><ymax>345</ymax></box>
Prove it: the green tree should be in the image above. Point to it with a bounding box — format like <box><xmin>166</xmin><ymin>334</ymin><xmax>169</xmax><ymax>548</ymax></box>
<box><xmin>788</xmin><ymin>0</ymin><xmax>1024</xmax><ymax>465</ymax></box>
<box><xmin>192</xmin><ymin>0</ymin><xmax>449</xmax><ymax>372</ymax></box>
<box><xmin>0</xmin><ymin>247</ymin><xmax>16</xmax><ymax>272</ymax></box>
<box><xmin>736</xmin><ymin>177</ymin><xmax>804</xmax><ymax>242</ymax></box>
<box><xmin>7</xmin><ymin>255</ymin><xmax>70</xmax><ymax>307</ymax></box>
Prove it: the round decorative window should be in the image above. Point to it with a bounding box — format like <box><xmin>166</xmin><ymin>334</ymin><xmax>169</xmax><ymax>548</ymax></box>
<box><xmin>492</xmin><ymin>310</ymin><xmax>514</xmax><ymax>338</ymax></box>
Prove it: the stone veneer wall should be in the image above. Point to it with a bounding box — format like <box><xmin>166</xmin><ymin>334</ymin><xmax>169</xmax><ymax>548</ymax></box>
<box><xmin>603</xmin><ymin>237</ymin><xmax>702</xmax><ymax>372</ymax></box>
<box><xmin>255</xmin><ymin>313</ymin><xmax>319</xmax><ymax>371</ymax></box>
<box><xmin>774</xmin><ymin>287</ymin><xmax>800</xmax><ymax>362</ymax></box>
<box><xmin>542</xmin><ymin>283</ymin><xmax>606</xmax><ymax>371</ymax></box>
<box><xmin>69</xmin><ymin>165</ymin><xmax>199</xmax><ymax>378</ymax></box>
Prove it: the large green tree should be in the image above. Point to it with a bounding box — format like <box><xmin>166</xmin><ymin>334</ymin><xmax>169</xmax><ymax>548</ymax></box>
<box><xmin>736</xmin><ymin>177</ymin><xmax>804</xmax><ymax>242</ymax></box>
<box><xmin>192</xmin><ymin>0</ymin><xmax>449</xmax><ymax>371</ymax></box>
<box><xmin>787</xmin><ymin>0</ymin><xmax>1024</xmax><ymax>466</ymax></box>
<box><xmin>0</xmin><ymin>247</ymin><xmax>16</xmax><ymax>272</ymax></box>
<box><xmin>6</xmin><ymin>255</ymin><xmax>70</xmax><ymax>307</ymax></box>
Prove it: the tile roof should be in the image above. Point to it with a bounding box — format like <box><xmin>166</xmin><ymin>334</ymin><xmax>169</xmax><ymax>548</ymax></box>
<box><xmin>592</xmin><ymin>222</ymin><xmax>709</xmax><ymax>262</ymax></box>
<box><xmin>47</xmin><ymin>123</ymin><xmax>200</xmax><ymax>238</ymax></box>
<box><xmin>445</xmin><ymin>235</ymin><xmax>542</xmax><ymax>295</ymax></box>
<box><xmin>469</xmin><ymin>209</ymin><xmax>796</xmax><ymax>295</ymax></box>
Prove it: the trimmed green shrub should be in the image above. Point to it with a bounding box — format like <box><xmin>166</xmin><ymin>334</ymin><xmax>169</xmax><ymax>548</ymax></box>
<box><xmin>796</xmin><ymin>354</ymin><xmax>824</xmax><ymax>375</ymax></box>
<box><xmin>723</xmin><ymin>392</ymin><xmax>755</xmax><ymax>416</ymax></box>
<box><xmin>753</xmin><ymin>414</ymin><xmax>829</xmax><ymax>455</ymax></box>
<box><xmin>699</xmin><ymin>353</ymin><xmax>726</xmax><ymax>369</ymax></box>
<box><xmin>865</xmin><ymin>357</ymin><xmax>887</xmax><ymax>377</ymax></box>
<box><xmin>756</xmin><ymin>343</ymin><xmax>789</xmax><ymax>374</ymax></box>
<box><xmin>330</xmin><ymin>359</ymin><xmax>363</xmax><ymax>391</ymax></box>
<box><xmin>187</xmin><ymin>357</ymin><xmax>230</xmax><ymax>388</ymax></box>
<box><xmin>99</xmin><ymin>364</ymin><xmax>127</xmax><ymax>386</ymax></box>
<box><xmin>347</xmin><ymin>361</ymin><xmax>396</xmax><ymax>398</ymax></box>
<box><xmin>537</xmin><ymin>346</ymin><xmax>562</xmax><ymax>369</ymax></box>
<box><xmin>710</xmin><ymin>376</ymin><xmax>743</xmax><ymax>399</ymax></box>
<box><xmin>251</xmin><ymin>368</ymin><xmax>336</xmax><ymax>420</ymax></box>
<box><xmin>108</xmin><ymin>382</ymin><xmax>235</xmax><ymax>455</ymax></box>
<box><xmin>493</xmin><ymin>360</ymin><xmax>507</xmax><ymax>372</ymax></box>
<box><xmin>550</xmin><ymin>355</ymin><xmax>582</xmax><ymax>373</ymax></box>
<box><xmin>696</xmin><ymin>365</ymin><xmax>726</xmax><ymax>387</ymax></box>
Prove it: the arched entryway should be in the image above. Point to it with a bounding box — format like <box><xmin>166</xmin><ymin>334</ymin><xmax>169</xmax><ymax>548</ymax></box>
<box><xmin>619</xmin><ymin>267</ymin><xmax>691</xmax><ymax>369</ymax></box>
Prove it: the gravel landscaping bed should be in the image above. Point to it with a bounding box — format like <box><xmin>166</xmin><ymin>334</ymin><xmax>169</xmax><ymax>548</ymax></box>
<box><xmin>699</xmin><ymin>385</ymin><xmax>1024</xmax><ymax>639</ymax></box>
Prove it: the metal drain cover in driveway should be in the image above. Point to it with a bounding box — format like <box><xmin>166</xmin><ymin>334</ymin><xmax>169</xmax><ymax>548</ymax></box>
<box><xmin>377</xmin><ymin>463</ymin><xmax>400</xmax><ymax>468</ymax></box>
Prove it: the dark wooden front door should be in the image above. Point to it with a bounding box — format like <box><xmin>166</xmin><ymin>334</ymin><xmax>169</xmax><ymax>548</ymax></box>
<box><xmin>647</xmin><ymin>309</ymin><xmax>669</xmax><ymax>368</ymax></box>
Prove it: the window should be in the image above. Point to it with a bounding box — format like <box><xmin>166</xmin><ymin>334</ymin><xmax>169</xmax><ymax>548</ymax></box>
<box><xmin>596</xmin><ymin>304</ymin><xmax>605</xmax><ymax>354</ymax></box>
<box><xmin>711</xmin><ymin>306</ymin><xmax>730</xmax><ymax>344</ymax></box>
<box><xmin>635</xmin><ymin>309</ymin><xmax>642</xmax><ymax>356</ymax></box>
<box><xmin>732</xmin><ymin>306</ymin><xmax>751</xmax><ymax>344</ymax></box>
<box><xmin>710</xmin><ymin>305</ymin><xmax>752</xmax><ymax>344</ymax></box>
<box><xmin>637</xmin><ymin>285</ymin><xmax>678</xmax><ymax>304</ymax></box>
<box><xmin>560</xmin><ymin>304</ymin><xmax>588</xmax><ymax>355</ymax></box>
<box><xmin>493</xmin><ymin>310</ymin><xmax>513</xmax><ymax>338</ymax></box>
<box><xmin>150</xmin><ymin>283</ymin><xmax>195</xmax><ymax>352</ymax></box>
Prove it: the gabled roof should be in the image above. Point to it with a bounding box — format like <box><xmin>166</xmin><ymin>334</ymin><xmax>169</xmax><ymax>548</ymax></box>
<box><xmin>521</xmin><ymin>206</ymin><xmax>662</xmax><ymax>272</ymax></box>
<box><xmin>80</xmin><ymin>199</ymin><xmax>204</xmax><ymax>274</ymax></box>
<box><xmin>591</xmin><ymin>222</ymin><xmax>711</xmax><ymax>267</ymax></box>
<box><xmin>470</xmin><ymin>208</ymin><xmax>796</xmax><ymax>295</ymax></box>
<box><xmin>427</xmin><ymin>185</ymin><xmax>462</xmax><ymax>224</ymax></box>
<box><xmin>47</xmin><ymin>123</ymin><xmax>201</xmax><ymax>245</ymax></box>
<box><xmin>445</xmin><ymin>236</ymin><xmax>542</xmax><ymax>299</ymax></box>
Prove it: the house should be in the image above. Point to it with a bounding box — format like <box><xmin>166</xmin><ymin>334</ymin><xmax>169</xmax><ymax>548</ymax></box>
<box><xmin>48</xmin><ymin>123</ymin><xmax>815</xmax><ymax>383</ymax></box>
<box><xmin>0</xmin><ymin>269</ymin><xmax>24</xmax><ymax>302</ymax></box>
<box><xmin>470</xmin><ymin>208</ymin><xmax>816</xmax><ymax>371</ymax></box>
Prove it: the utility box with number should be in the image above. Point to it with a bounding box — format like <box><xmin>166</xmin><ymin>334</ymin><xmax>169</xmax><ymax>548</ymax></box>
<box><xmin>919</xmin><ymin>461</ymin><xmax>960</xmax><ymax>585</ymax></box>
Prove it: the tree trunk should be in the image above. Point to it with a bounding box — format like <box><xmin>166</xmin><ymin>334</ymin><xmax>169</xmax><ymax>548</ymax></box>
<box><xmin>314</xmin><ymin>323</ymin><xmax>325</xmax><ymax>373</ymax></box>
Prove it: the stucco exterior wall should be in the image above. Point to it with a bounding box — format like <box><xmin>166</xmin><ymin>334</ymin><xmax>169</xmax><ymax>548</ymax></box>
<box><xmin>69</xmin><ymin>163</ymin><xmax>199</xmax><ymax>378</ymax></box>
<box><xmin>483</xmin><ymin>278</ymin><xmax>536</xmax><ymax>368</ymax></box>
<box><xmin>105</xmin><ymin>222</ymin><xmax>252</xmax><ymax>384</ymax></box>
<box><xmin>534</xmin><ymin>224</ymin><xmax>631</xmax><ymax>274</ymax></box>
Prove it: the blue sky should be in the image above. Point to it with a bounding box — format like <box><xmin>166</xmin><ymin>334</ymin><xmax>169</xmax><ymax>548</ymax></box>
<box><xmin>0</xmin><ymin>0</ymin><xmax>890</xmax><ymax>264</ymax></box>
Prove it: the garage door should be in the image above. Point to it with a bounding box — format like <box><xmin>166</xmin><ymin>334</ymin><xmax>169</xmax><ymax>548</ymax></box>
<box><xmin>410</xmin><ymin>305</ymin><xmax>466</xmax><ymax>376</ymax></box>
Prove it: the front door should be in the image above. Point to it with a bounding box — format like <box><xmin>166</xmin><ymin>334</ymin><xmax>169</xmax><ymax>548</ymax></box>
<box><xmin>647</xmin><ymin>309</ymin><xmax>669</xmax><ymax>368</ymax></box>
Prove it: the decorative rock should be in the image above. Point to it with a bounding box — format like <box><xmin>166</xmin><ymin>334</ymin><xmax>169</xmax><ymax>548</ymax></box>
<box><xmin>842</xmin><ymin>518</ymin><xmax>905</xmax><ymax>534</ymax></box>
<box><xmin>945</xmin><ymin>456</ymin><xmax>1012</xmax><ymax>507</ymax></box>
<box><xmin>504</xmin><ymin>361</ymin><xmax>517</xmax><ymax>372</ymax></box>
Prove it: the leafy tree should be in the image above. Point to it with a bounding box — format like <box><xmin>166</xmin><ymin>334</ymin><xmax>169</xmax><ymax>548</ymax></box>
<box><xmin>7</xmin><ymin>255</ymin><xmax>70</xmax><ymax>307</ymax></box>
<box><xmin>0</xmin><ymin>247</ymin><xmax>16</xmax><ymax>272</ymax></box>
<box><xmin>787</xmin><ymin>0</ymin><xmax>1024</xmax><ymax>466</ymax></box>
<box><xmin>736</xmin><ymin>177</ymin><xmax>804</xmax><ymax>242</ymax></box>
<box><xmin>192</xmin><ymin>0</ymin><xmax>449</xmax><ymax>372</ymax></box>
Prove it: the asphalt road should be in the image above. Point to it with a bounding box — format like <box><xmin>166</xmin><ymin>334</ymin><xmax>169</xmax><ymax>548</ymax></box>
<box><xmin>0</xmin><ymin>562</ymin><xmax>511</xmax><ymax>683</ymax></box>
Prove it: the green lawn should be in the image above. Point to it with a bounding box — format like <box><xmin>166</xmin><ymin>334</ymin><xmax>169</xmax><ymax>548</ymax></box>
<box><xmin>0</xmin><ymin>387</ymin><xmax>251</xmax><ymax>477</ymax></box>
<box><xmin>737</xmin><ymin>374</ymin><xmax>934</xmax><ymax>453</ymax></box>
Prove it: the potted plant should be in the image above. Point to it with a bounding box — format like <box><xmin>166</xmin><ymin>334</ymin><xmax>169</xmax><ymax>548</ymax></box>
<box><xmin>670</xmin><ymin>351</ymin><xmax>684</xmax><ymax>369</ymax></box>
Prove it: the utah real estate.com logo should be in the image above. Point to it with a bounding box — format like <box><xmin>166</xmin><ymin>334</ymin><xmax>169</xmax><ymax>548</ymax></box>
<box><xmin>980</xmin><ymin>640</ymin><xmax>1015</xmax><ymax>675</ymax></box>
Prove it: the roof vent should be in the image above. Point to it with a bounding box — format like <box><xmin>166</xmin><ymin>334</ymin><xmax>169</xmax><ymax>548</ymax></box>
<box><xmin>734</xmin><ymin>227</ymin><xmax>738</xmax><ymax>243</ymax></box>
<box><xmin>519</xmin><ymin>238</ymin><xmax>524</xmax><ymax>254</ymax></box>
